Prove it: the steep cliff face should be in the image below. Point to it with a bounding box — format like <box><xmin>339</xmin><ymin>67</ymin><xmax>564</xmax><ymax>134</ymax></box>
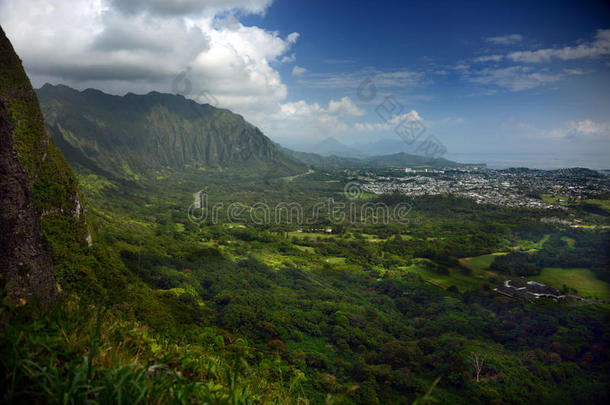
<box><xmin>0</xmin><ymin>26</ymin><xmax>90</xmax><ymax>300</ymax></box>
<box><xmin>0</xmin><ymin>100</ymin><xmax>57</xmax><ymax>302</ymax></box>
<box><xmin>36</xmin><ymin>84</ymin><xmax>304</xmax><ymax>179</ymax></box>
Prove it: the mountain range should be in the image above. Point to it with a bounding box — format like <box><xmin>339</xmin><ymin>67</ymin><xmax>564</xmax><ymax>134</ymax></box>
<box><xmin>37</xmin><ymin>85</ymin><xmax>464</xmax><ymax>179</ymax></box>
<box><xmin>37</xmin><ymin>84</ymin><xmax>305</xmax><ymax>180</ymax></box>
<box><xmin>291</xmin><ymin>137</ymin><xmax>446</xmax><ymax>159</ymax></box>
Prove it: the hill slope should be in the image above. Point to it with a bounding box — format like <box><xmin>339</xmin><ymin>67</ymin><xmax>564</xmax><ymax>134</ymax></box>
<box><xmin>37</xmin><ymin>84</ymin><xmax>304</xmax><ymax>179</ymax></box>
<box><xmin>0</xmin><ymin>26</ymin><xmax>89</xmax><ymax>301</ymax></box>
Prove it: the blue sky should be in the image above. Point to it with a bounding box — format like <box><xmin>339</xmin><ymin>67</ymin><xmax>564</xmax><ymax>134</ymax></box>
<box><xmin>1</xmin><ymin>0</ymin><xmax>609</xmax><ymax>166</ymax></box>
<box><xmin>245</xmin><ymin>0</ymin><xmax>610</xmax><ymax>159</ymax></box>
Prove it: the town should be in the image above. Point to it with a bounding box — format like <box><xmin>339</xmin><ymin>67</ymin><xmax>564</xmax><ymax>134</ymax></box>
<box><xmin>355</xmin><ymin>167</ymin><xmax>610</xmax><ymax>210</ymax></box>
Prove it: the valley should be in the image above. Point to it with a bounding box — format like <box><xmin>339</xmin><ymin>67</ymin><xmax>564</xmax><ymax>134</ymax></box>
<box><xmin>58</xmin><ymin>136</ymin><xmax>609</xmax><ymax>402</ymax></box>
<box><xmin>1</xmin><ymin>20</ymin><xmax>609</xmax><ymax>405</ymax></box>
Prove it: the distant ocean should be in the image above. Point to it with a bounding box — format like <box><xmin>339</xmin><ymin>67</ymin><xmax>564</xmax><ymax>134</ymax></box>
<box><xmin>445</xmin><ymin>152</ymin><xmax>610</xmax><ymax>171</ymax></box>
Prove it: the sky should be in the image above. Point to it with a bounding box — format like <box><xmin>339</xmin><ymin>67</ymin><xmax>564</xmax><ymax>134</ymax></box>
<box><xmin>1</xmin><ymin>0</ymin><xmax>609</xmax><ymax>167</ymax></box>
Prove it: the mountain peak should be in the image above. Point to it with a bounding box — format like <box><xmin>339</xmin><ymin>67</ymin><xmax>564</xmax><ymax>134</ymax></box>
<box><xmin>36</xmin><ymin>84</ymin><xmax>304</xmax><ymax>179</ymax></box>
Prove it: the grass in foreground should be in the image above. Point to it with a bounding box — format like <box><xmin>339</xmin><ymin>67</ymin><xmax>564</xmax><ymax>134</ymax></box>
<box><xmin>0</xmin><ymin>293</ymin><xmax>299</xmax><ymax>405</ymax></box>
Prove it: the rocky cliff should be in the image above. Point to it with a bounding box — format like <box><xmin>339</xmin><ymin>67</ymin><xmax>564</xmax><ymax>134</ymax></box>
<box><xmin>0</xmin><ymin>26</ymin><xmax>90</xmax><ymax>301</ymax></box>
<box><xmin>0</xmin><ymin>99</ymin><xmax>57</xmax><ymax>302</ymax></box>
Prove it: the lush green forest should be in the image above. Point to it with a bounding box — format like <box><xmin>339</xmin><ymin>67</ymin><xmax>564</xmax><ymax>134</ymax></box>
<box><xmin>2</xmin><ymin>27</ymin><xmax>610</xmax><ymax>404</ymax></box>
<box><xmin>4</xmin><ymin>162</ymin><xmax>609</xmax><ymax>404</ymax></box>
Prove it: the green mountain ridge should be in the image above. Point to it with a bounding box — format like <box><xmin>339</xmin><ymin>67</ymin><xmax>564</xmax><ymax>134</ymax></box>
<box><xmin>0</xmin><ymin>27</ymin><xmax>90</xmax><ymax>302</ymax></box>
<box><xmin>280</xmin><ymin>145</ymin><xmax>466</xmax><ymax>170</ymax></box>
<box><xmin>37</xmin><ymin>84</ymin><xmax>304</xmax><ymax>180</ymax></box>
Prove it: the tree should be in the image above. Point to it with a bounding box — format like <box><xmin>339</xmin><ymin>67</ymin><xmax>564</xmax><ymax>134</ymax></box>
<box><xmin>471</xmin><ymin>352</ymin><xmax>486</xmax><ymax>382</ymax></box>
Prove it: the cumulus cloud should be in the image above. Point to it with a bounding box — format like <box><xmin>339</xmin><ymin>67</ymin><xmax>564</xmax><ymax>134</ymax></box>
<box><xmin>354</xmin><ymin>110</ymin><xmax>421</xmax><ymax>132</ymax></box>
<box><xmin>327</xmin><ymin>96</ymin><xmax>364</xmax><ymax>116</ymax></box>
<box><xmin>485</xmin><ymin>34</ymin><xmax>523</xmax><ymax>45</ymax></box>
<box><xmin>291</xmin><ymin>65</ymin><xmax>307</xmax><ymax>76</ymax></box>
<box><xmin>253</xmin><ymin>96</ymin><xmax>365</xmax><ymax>143</ymax></box>
<box><xmin>285</xmin><ymin>32</ymin><xmax>299</xmax><ymax>44</ymax></box>
<box><xmin>0</xmin><ymin>0</ymin><xmax>300</xmax><ymax>115</ymax></box>
<box><xmin>1</xmin><ymin>0</ymin><xmax>376</xmax><ymax>144</ymax></box>
<box><xmin>508</xmin><ymin>29</ymin><xmax>610</xmax><ymax>63</ymax></box>
<box><xmin>255</xmin><ymin>96</ymin><xmax>367</xmax><ymax>141</ymax></box>
<box><xmin>0</xmin><ymin>1</ymin><xmax>433</xmax><ymax>144</ymax></box>
<box><xmin>110</xmin><ymin>0</ymin><xmax>274</xmax><ymax>17</ymax></box>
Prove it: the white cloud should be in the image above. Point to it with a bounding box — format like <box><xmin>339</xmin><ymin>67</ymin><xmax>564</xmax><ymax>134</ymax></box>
<box><xmin>465</xmin><ymin>66</ymin><xmax>566</xmax><ymax>91</ymax></box>
<box><xmin>465</xmin><ymin>30</ymin><xmax>610</xmax><ymax>91</ymax></box>
<box><xmin>508</xmin><ymin>29</ymin><xmax>610</xmax><ymax>63</ymax></box>
<box><xmin>0</xmin><ymin>0</ymin><xmax>377</xmax><ymax>145</ymax></box>
<box><xmin>548</xmin><ymin>120</ymin><xmax>610</xmax><ymax>139</ymax></box>
<box><xmin>485</xmin><ymin>34</ymin><xmax>523</xmax><ymax>45</ymax></box>
<box><xmin>354</xmin><ymin>110</ymin><xmax>421</xmax><ymax>132</ymax></box>
<box><xmin>432</xmin><ymin>116</ymin><xmax>465</xmax><ymax>125</ymax></box>
<box><xmin>0</xmin><ymin>0</ymin><xmax>299</xmax><ymax>116</ymax></box>
<box><xmin>299</xmin><ymin>70</ymin><xmax>423</xmax><ymax>89</ymax></box>
<box><xmin>280</xmin><ymin>53</ymin><xmax>296</xmax><ymax>63</ymax></box>
<box><xmin>292</xmin><ymin>65</ymin><xmax>307</xmax><ymax>76</ymax></box>
<box><xmin>261</xmin><ymin>96</ymin><xmax>365</xmax><ymax>141</ymax></box>
<box><xmin>327</xmin><ymin>96</ymin><xmax>364</xmax><ymax>116</ymax></box>
<box><xmin>563</xmin><ymin>68</ymin><xmax>587</xmax><ymax>75</ymax></box>
<box><xmin>286</xmin><ymin>32</ymin><xmax>299</xmax><ymax>43</ymax></box>
<box><xmin>110</xmin><ymin>0</ymin><xmax>275</xmax><ymax>17</ymax></box>
<box><xmin>473</xmin><ymin>54</ymin><xmax>504</xmax><ymax>63</ymax></box>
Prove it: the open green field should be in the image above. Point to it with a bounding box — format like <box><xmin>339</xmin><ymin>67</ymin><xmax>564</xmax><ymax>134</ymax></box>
<box><xmin>400</xmin><ymin>253</ymin><xmax>510</xmax><ymax>292</ymax></box>
<box><xmin>587</xmin><ymin>199</ymin><xmax>610</xmax><ymax>210</ymax></box>
<box><xmin>580</xmin><ymin>199</ymin><xmax>610</xmax><ymax>214</ymax></box>
<box><xmin>324</xmin><ymin>256</ymin><xmax>347</xmax><ymax>264</ymax></box>
<box><xmin>410</xmin><ymin>267</ymin><xmax>482</xmax><ymax>291</ymax></box>
<box><xmin>541</xmin><ymin>194</ymin><xmax>610</xmax><ymax>215</ymax></box>
<box><xmin>288</xmin><ymin>231</ymin><xmax>335</xmax><ymax>239</ymax></box>
<box><xmin>294</xmin><ymin>245</ymin><xmax>314</xmax><ymax>253</ymax></box>
<box><xmin>541</xmin><ymin>193</ymin><xmax>570</xmax><ymax>206</ymax></box>
<box><xmin>454</xmin><ymin>252</ymin><xmax>610</xmax><ymax>300</ymax></box>
<box><xmin>532</xmin><ymin>268</ymin><xmax>610</xmax><ymax>299</ymax></box>
<box><xmin>433</xmin><ymin>251</ymin><xmax>610</xmax><ymax>300</ymax></box>
<box><xmin>359</xmin><ymin>233</ymin><xmax>392</xmax><ymax>242</ymax></box>
<box><xmin>288</xmin><ymin>231</ymin><xmax>388</xmax><ymax>243</ymax></box>
<box><xmin>405</xmin><ymin>259</ymin><xmax>498</xmax><ymax>292</ymax></box>
<box><xmin>459</xmin><ymin>252</ymin><xmax>506</xmax><ymax>273</ymax></box>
